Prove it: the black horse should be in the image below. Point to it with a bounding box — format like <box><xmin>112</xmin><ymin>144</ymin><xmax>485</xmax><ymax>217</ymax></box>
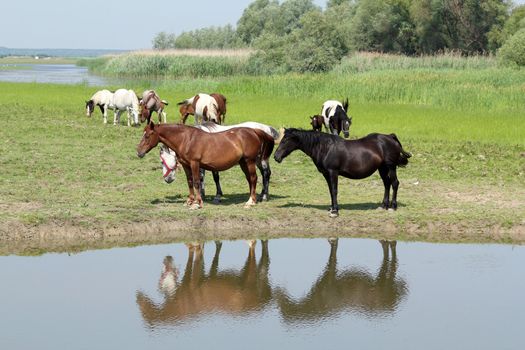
<box><xmin>274</xmin><ymin>129</ymin><xmax>411</xmax><ymax>217</ymax></box>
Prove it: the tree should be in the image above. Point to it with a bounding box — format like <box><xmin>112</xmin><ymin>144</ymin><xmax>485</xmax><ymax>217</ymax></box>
<box><xmin>152</xmin><ymin>32</ymin><xmax>174</xmax><ymax>50</ymax></box>
<box><xmin>498</xmin><ymin>27</ymin><xmax>525</xmax><ymax>66</ymax></box>
<box><xmin>236</xmin><ymin>0</ymin><xmax>279</xmax><ymax>45</ymax></box>
<box><xmin>348</xmin><ymin>0</ymin><xmax>416</xmax><ymax>54</ymax></box>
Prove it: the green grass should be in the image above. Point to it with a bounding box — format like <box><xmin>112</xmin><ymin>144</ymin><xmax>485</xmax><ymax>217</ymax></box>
<box><xmin>0</xmin><ymin>66</ymin><xmax>524</xmax><ymax>245</ymax></box>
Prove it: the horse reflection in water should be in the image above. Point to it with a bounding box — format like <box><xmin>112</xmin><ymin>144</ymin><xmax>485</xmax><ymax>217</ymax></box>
<box><xmin>276</xmin><ymin>239</ymin><xmax>407</xmax><ymax>322</ymax></box>
<box><xmin>136</xmin><ymin>240</ymin><xmax>272</xmax><ymax>325</ymax></box>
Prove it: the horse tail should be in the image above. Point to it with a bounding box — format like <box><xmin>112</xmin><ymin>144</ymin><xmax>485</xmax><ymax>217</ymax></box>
<box><xmin>390</xmin><ymin>133</ymin><xmax>412</xmax><ymax>167</ymax></box>
<box><xmin>161</xmin><ymin>100</ymin><xmax>169</xmax><ymax>106</ymax></box>
<box><xmin>254</xmin><ymin>129</ymin><xmax>275</xmax><ymax>161</ymax></box>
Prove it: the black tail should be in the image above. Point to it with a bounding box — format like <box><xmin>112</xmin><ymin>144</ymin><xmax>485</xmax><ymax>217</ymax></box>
<box><xmin>390</xmin><ymin>133</ymin><xmax>411</xmax><ymax>167</ymax></box>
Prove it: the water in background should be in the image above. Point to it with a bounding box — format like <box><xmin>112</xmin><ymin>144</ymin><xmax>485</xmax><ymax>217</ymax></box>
<box><xmin>0</xmin><ymin>64</ymin><xmax>108</xmax><ymax>85</ymax></box>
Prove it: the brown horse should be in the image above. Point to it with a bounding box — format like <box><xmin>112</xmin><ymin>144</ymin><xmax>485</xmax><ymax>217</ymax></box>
<box><xmin>310</xmin><ymin>115</ymin><xmax>324</xmax><ymax>132</ymax></box>
<box><xmin>177</xmin><ymin>93</ymin><xmax>227</xmax><ymax>125</ymax></box>
<box><xmin>140</xmin><ymin>90</ymin><xmax>168</xmax><ymax>124</ymax></box>
<box><xmin>136</xmin><ymin>122</ymin><xmax>274</xmax><ymax>209</ymax></box>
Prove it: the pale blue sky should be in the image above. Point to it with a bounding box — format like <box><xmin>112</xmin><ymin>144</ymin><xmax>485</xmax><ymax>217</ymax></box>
<box><xmin>1</xmin><ymin>0</ymin><xmax>523</xmax><ymax>50</ymax></box>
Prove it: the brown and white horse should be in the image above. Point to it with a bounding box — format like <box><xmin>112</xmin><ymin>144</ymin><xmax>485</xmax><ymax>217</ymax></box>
<box><xmin>140</xmin><ymin>90</ymin><xmax>168</xmax><ymax>124</ymax></box>
<box><xmin>178</xmin><ymin>93</ymin><xmax>227</xmax><ymax>125</ymax></box>
<box><xmin>137</xmin><ymin>122</ymin><xmax>274</xmax><ymax>209</ymax></box>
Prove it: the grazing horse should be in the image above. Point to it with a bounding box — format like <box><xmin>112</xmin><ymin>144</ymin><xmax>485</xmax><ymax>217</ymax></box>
<box><xmin>321</xmin><ymin>99</ymin><xmax>351</xmax><ymax>138</ymax></box>
<box><xmin>159</xmin><ymin>121</ymin><xmax>279</xmax><ymax>203</ymax></box>
<box><xmin>310</xmin><ymin>115</ymin><xmax>324</xmax><ymax>132</ymax></box>
<box><xmin>274</xmin><ymin>129</ymin><xmax>411</xmax><ymax>217</ymax></box>
<box><xmin>136</xmin><ymin>240</ymin><xmax>271</xmax><ymax>326</ymax></box>
<box><xmin>276</xmin><ymin>239</ymin><xmax>407</xmax><ymax>322</ymax></box>
<box><xmin>140</xmin><ymin>90</ymin><xmax>168</xmax><ymax>124</ymax></box>
<box><xmin>177</xmin><ymin>93</ymin><xmax>227</xmax><ymax>125</ymax></box>
<box><xmin>85</xmin><ymin>89</ymin><xmax>115</xmax><ymax>124</ymax></box>
<box><xmin>112</xmin><ymin>89</ymin><xmax>140</xmax><ymax>126</ymax></box>
<box><xmin>137</xmin><ymin>122</ymin><xmax>275</xmax><ymax>209</ymax></box>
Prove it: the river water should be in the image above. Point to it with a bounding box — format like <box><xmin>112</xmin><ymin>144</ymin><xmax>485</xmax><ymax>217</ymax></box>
<box><xmin>0</xmin><ymin>64</ymin><xmax>108</xmax><ymax>85</ymax></box>
<box><xmin>0</xmin><ymin>238</ymin><xmax>523</xmax><ymax>350</ymax></box>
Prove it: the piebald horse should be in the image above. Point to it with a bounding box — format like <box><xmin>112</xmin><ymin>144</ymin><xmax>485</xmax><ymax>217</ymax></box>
<box><xmin>159</xmin><ymin>121</ymin><xmax>279</xmax><ymax>203</ymax></box>
<box><xmin>113</xmin><ymin>89</ymin><xmax>140</xmax><ymax>126</ymax></box>
<box><xmin>320</xmin><ymin>99</ymin><xmax>351</xmax><ymax>138</ymax></box>
<box><xmin>178</xmin><ymin>93</ymin><xmax>227</xmax><ymax>125</ymax></box>
<box><xmin>85</xmin><ymin>89</ymin><xmax>115</xmax><ymax>124</ymax></box>
<box><xmin>137</xmin><ymin>122</ymin><xmax>274</xmax><ymax>209</ymax></box>
<box><xmin>140</xmin><ymin>90</ymin><xmax>168</xmax><ymax>124</ymax></box>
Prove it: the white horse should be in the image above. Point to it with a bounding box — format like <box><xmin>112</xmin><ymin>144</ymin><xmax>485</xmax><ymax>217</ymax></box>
<box><xmin>85</xmin><ymin>89</ymin><xmax>115</xmax><ymax>124</ymax></box>
<box><xmin>112</xmin><ymin>89</ymin><xmax>140</xmax><ymax>126</ymax></box>
<box><xmin>159</xmin><ymin>121</ymin><xmax>279</xmax><ymax>202</ymax></box>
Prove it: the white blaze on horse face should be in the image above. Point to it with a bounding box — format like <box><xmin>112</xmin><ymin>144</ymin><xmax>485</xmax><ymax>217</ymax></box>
<box><xmin>160</xmin><ymin>145</ymin><xmax>177</xmax><ymax>183</ymax></box>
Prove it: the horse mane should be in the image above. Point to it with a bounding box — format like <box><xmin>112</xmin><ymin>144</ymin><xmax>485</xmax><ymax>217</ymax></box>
<box><xmin>285</xmin><ymin>128</ymin><xmax>338</xmax><ymax>151</ymax></box>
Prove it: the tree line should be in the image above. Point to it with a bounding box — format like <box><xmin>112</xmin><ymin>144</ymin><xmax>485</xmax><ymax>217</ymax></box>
<box><xmin>152</xmin><ymin>0</ymin><xmax>525</xmax><ymax>72</ymax></box>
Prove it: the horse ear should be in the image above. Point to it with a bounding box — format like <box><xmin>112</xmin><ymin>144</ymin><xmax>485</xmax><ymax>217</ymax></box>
<box><xmin>149</xmin><ymin>121</ymin><xmax>155</xmax><ymax>130</ymax></box>
<box><xmin>310</xmin><ymin>116</ymin><xmax>314</xmax><ymax>120</ymax></box>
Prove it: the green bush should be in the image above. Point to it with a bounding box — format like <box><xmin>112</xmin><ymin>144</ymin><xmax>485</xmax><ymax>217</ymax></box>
<box><xmin>498</xmin><ymin>28</ymin><xmax>525</xmax><ymax>66</ymax></box>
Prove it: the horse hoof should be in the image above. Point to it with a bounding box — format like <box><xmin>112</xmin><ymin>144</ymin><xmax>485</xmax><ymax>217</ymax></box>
<box><xmin>189</xmin><ymin>203</ymin><xmax>201</xmax><ymax>210</ymax></box>
<box><xmin>213</xmin><ymin>197</ymin><xmax>221</xmax><ymax>204</ymax></box>
<box><xmin>329</xmin><ymin>211</ymin><xmax>339</xmax><ymax>218</ymax></box>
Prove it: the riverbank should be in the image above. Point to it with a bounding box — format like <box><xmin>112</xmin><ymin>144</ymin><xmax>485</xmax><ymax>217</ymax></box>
<box><xmin>0</xmin><ymin>76</ymin><xmax>523</xmax><ymax>254</ymax></box>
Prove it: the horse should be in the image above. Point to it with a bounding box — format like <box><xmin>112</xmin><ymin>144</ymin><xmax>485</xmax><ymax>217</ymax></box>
<box><xmin>136</xmin><ymin>240</ymin><xmax>271</xmax><ymax>326</ymax></box>
<box><xmin>276</xmin><ymin>239</ymin><xmax>407</xmax><ymax>323</ymax></box>
<box><xmin>274</xmin><ymin>128</ymin><xmax>411</xmax><ymax>217</ymax></box>
<box><xmin>159</xmin><ymin>121</ymin><xmax>279</xmax><ymax>203</ymax></box>
<box><xmin>140</xmin><ymin>90</ymin><xmax>168</xmax><ymax>124</ymax></box>
<box><xmin>112</xmin><ymin>88</ymin><xmax>140</xmax><ymax>126</ymax></box>
<box><xmin>310</xmin><ymin>115</ymin><xmax>324</xmax><ymax>132</ymax></box>
<box><xmin>85</xmin><ymin>89</ymin><xmax>115</xmax><ymax>124</ymax></box>
<box><xmin>321</xmin><ymin>99</ymin><xmax>351</xmax><ymax>138</ymax></box>
<box><xmin>177</xmin><ymin>93</ymin><xmax>227</xmax><ymax>125</ymax></box>
<box><xmin>137</xmin><ymin>122</ymin><xmax>275</xmax><ymax>209</ymax></box>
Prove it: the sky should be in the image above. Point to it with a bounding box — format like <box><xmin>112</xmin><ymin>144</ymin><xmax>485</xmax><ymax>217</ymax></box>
<box><xmin>0</xmin><ymin>0</ymin><xmax>325</xmax><ymax>50</ymax></box>
<box><xmin>2</xmin><ymin>0</ymin><xmax>524</xmax><ymax>50</ymax></box>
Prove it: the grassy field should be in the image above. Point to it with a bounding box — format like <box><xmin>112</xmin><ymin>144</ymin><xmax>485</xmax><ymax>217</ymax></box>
<box><xmin>0</xmin><ymin>64</ymin><xmax>524</xmax><ymax>250</ymax></box>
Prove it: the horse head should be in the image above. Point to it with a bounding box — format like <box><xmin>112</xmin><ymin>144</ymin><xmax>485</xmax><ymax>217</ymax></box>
<box><xmin>85</xmin><ymin>100</ymin><xmax>95</xmax><ymax>117</ymax></box>
<box><xmin>177</xmin><ymin>100</ymin><xmax>194</xmax><ymax>122</ymax></box>
<box><xmin>137</xmin><ymin>121</ymin><xmax>160</xmax><ymax>158</ymax></box>
<box><xmin>140</xmin><ymin>105</ymin><xmax>151</xmax><ymax>123</ymax></box>
<box><xmin>159</xmin><ymin>144</ymin><xmax>177</xmax><ymax>183</ymax></box>
<box><xmin>332</xmin><ymin>106</ymin><xmax>351</xmax><ymax>138</ymax></box>
<box><xmin>274</xmin><ymin>128</ymin><xmax>301</xmax><ymax>163</ymax></box>
<box><xmin>310</xmin><ymin>115</ymin><xmax>323</xmax><ymax>132</ymax></box>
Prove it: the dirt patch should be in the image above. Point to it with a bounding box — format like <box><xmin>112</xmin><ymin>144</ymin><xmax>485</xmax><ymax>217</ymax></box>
<box><xmin>1</xmin><ymin>215</ymin><xmax>523</xmax><ymax>256</ymax></box>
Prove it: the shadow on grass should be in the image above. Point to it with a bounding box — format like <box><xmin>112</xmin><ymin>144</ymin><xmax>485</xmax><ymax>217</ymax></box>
<box><xmin>151</xmin><ymin>192</ymin><xmax>288</xmax><ymax>206</ymax></box>
<box><xmin>279</xmin><ymin>201</ymin><xmax>406</xmax><ymax>211</ymax></box>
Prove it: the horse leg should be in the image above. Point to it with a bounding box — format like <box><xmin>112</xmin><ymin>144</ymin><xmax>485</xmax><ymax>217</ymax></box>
<box><xmin>183</xmin><ymin>165</ymin><xmax>195</xmax><ymax>207</ymax></box>
<box><xmin>126</xmin><ymin>108</ymin><xmax>131</xmax><ymax>127</ymax></box>
<box><xmin>212</xmin><ymin>171</ymin><xmax>223</xmax><ymax>204</ymax></box>
<box><xmin>239</xmin><ymin>159</ymin><xmax>258</xmax><ymax>208</ymax></box>
<box><xmin>322</xmin><ymin>170</ymin><xmax>339</xmax><ymax>217</ymax></box>
<box><xmin>103</xmin><ymin>105</ymin><xmax>108</xmax><ymax>124</ymax></box>
<box><xmin>114</xmin><ymin>110</ymin><xmax>121</xmax><ymax>126</ymax></box>
<box><xmin>378</xmin><ymin>165</ymin><xmax>391</xmax><ymax>209</ymax></box>
<box><xmin>199</xmin><ymin>168</ymin><xmax>206</xmax><ymax>199</ymax></box>
<box><xmin>256</xmin><ymin>158</ymin><xmax>271</xmax><ymax>201</ymax></box>
<box><xmin>389</xmin><ymin>167</ymin><xmax>400</xmax><ymax>210</ymax></box>
<box><xmin>191</xmin><ymin>162</ymin><xmax>203</xmax><ymax>209</ymax></box>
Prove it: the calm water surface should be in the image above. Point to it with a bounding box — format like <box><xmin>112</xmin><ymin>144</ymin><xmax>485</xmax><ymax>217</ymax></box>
<box><xmin>0</xmin><ymin>64</ymin><xmax>108</xmax><ymax>85</ymax></box>
<box><xmin>0</xmin><ymin>238</ymin><xmax>523</xmax><ymax>350</ymax></box>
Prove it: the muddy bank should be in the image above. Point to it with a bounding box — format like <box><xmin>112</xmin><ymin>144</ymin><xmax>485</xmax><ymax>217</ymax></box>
<box><xmin>1</xmin><ymin>216</ymin><xmax>524</xmax><ymax>256</ymax></box>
